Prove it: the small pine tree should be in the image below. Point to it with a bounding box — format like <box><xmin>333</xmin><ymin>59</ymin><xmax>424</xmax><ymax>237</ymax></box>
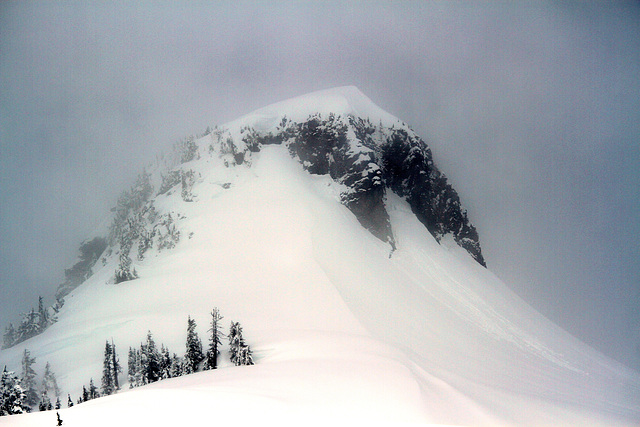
<box><xmin>88</xmin><ymin>378</ymin><xmax>99</xmax><ymax>400</ymax></box>
<box><xmin>56</xmin><ymin>411</ymin><xmax>63</xmax><ymax>426</ymax></box>
<box><xmin>238</xmin><ymin>345</ymin><xmax>254</xmax><ymax>366</ymax></box>
<box><xmin>41</xmin><ymin>362</ymin><xmax>61</xmax><ymax>399</ymax></box>
<box><xmin>127</xmin><ymin>347</ymin><xmax>137</xmax><ymax>388</ymax></box>
<box><xmin>37</xmin><ymin>296</ymin><xmax>49</xmax><ymax>331</ymax></box>
<box><xmin>101</xmin><ymin>341</ymin><xmax>115</xmax><ymax>396</ymax></box>
<box><xmin>114</xmin><ymin>252</ymin><xmax>138</xmax><ymax>283</ymax></box>
<box><xmin>55</xmin><ymin>397</ymin><xmax>61</xmax><ymax>410</ymax></box>
<box><xmin>159</xmin><ymin>344</ymin><xmax>172</xmax><ymax>379</ymax></box>
<box><xmin>204</xmin><ymin>308</ymin><xmax>224</xmax><ymax>370</ymax></box>
<box><xmin>134</xmin><ymin>348</ymin><xmax>145</xmax><ymax>387</ymax></box>
<box><xmin>67</xmin><ymin>394</ymin><xmax>73</xmax><ymax>408</ymax></box>
<box><xmin>21</xmin><ymin>349</ymin><xmax>38</xmax><ymax>409</ymax></box>
<box><xmin>228</xmin><ymin>321</ymin><xmax>254</xmax><ymax>366</ymax></box>
<box><xmin>184</xmin><ymin>317</ymin><xmax>204</xmax><ymax>374</ymax></box>
<box><xmin>0</xmin><ymin>366</ymin><xmax>28</xmax><ymax>415</ymax></box>
<box><xmin>228</xmin><ymin>321</ymin><xmax>242</xmax><ymax>366</ymax></box>
<box><xmin>169</xmin><ymin>353</ymin><xmax>183</xmax><ymax>378</ymax></box>
<box><xmin>39</xmin><ymin>389</ymin><xmax>51</xmax><ymax>411</ymax></box>
<box><xmin>111</xmin><ymin>339</ymin><xmax>121</xmax><ymax>391</ymax></box>
<box><xmin>2</xmin><ymin>323</ymin><xmax>15</xmax><ymax>349</ymax></box>
<box><xmin>142</xmin><ymin>331</ymin><xmax>161</xmax><ymax>384</ymax></box>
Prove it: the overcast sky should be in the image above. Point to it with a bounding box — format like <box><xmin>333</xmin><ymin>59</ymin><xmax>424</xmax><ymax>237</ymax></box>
<box><xmin>1</xmin><ymin>1</ymin><xmax>638</xmax><ymax>370</ymax></box>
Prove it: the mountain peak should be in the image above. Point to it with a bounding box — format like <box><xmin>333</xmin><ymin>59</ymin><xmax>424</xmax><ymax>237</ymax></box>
<box><xmin>212</xmin><ymin>89</ymin><xmax>486</xmax><ymax>266</ymax></box>
<box><xmin>228</xmin><ymin>86</ymin><xmax>402</xmax><ymax>133</ymax></box>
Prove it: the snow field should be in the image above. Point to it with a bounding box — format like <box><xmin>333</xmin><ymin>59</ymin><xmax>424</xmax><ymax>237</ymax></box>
<box><xmin>1</xmin><ymin>87</ymin><xmax>639</xmax><ymax>425</ymax></box>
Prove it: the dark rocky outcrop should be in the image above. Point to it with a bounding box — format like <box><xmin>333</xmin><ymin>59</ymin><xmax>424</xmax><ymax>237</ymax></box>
<box><xmin>233</xmin><ymin>113</ymin><xmax>484</xmax><ymax>266</ymax></box>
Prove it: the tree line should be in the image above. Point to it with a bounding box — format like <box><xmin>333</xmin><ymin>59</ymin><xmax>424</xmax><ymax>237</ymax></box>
<box><xmin>1</xmin><ymin>307</ymin><xmax>253</xmax><ymax>416</ymax></box>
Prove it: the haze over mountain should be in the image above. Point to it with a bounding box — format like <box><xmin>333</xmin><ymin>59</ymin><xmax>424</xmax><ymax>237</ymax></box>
<box><xmin>0</xmin><ymin>87</ymin><xmax>638</xmax><ymax>426</ymax></box>
<box><xmin>1</xmin><ymin>2</ymin><xmax>638</xmax><ymax>374</ymax></box>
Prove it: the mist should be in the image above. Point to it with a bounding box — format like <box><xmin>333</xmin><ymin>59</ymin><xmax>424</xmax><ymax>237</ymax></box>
<box><xmin>1</xmin><ymin>1</ymin><xmax>638</xmax><ymax>370</ymax></box>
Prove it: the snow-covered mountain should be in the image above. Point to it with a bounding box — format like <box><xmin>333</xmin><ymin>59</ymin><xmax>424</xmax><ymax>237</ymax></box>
<box><xmin>1</xmin><ymin>86</ymin><xmax>639</xmax><ymax>426</ymax></box>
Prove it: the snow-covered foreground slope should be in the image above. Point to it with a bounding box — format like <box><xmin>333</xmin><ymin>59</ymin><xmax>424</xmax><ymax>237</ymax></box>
<box><xmin>1</xmin><ymin>88</ymin><xmax>639</xmax><ymax>426</ymax></box>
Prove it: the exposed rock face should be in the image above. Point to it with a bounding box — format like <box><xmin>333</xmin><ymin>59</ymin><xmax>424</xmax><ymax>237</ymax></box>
<box><xmin>242</xmin><ymin>112</ymin><xmax>485</xmax><ymax>266</ymax></box>
<box><xmin>379</xmin><ymin>128</ymin><xmax>485</xmax><ymax>266</ymax></box>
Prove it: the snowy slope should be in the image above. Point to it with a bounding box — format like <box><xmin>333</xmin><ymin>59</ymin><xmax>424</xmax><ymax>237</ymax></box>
<box><xmin>1</xmin><ymin>87</ymin><xmax>639</xmax><ymax>426</ymax></box>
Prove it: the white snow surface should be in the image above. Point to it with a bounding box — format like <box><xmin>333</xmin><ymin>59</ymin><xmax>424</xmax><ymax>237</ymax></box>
<box><xmin>1</xmin><ymin>88</ymin><xmax>640</xmax><ymax>426</ymax></box>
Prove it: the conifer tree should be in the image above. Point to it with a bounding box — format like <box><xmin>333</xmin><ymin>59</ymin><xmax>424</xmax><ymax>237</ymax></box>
<box><xmin>184</xmin><ymin>317</ymin><xmax>204</xmax><ymax>374</ymax></box>
<box><xmin>0</xmin><ymin>366</ymin><xmax>27</xmax><ymax>415</ymax></box>
<box><xmin>228</xmin><ymin>321</ymin><xmax>254</xmax><ymax>366</ymax></box>
<box><xmin>169</xmin><ymin>353</ymin><xmax>183</xmax><ymax>378</ymax></box>
<box><xmin>159</xmin><ymin>344</ymin><xmax>172</xmax><ymax>379</ymax></box>
<box><xmin>81</xmin><ymin>385</ymin><xmax>88</xmax><ymax>403</ymax></box>
<box><xmin>41</xmin><ymin>362</ymin><xmax>60</xmax><ymax>399</ymax></box>
<box><xmin>67</xmin><ymin>394</ymin><xmax>73</xmax><ymax>408</ymax></box>
<box><xmin>127</xmin><ymin>347</ymin><xmax>137</xmax><ymax>388</ymax></box>
<box><xmin>134</xmin><ymin>347</ymin><xmax>145</xmax><ymax>386</ymax></box>
<box><xmin>204</xmin><ymin>308</ymin><xmax>224</xmax><ymax>370</ymax></box>
<box><xmin>142</xmin><ymin>331</ymin><xmax>161</xmax><ymax>384</ymax></box>
<box><xmin>228</xmin><ymin>321</ymin><xmax>242</xmax><ymax>366</ymax></box>
<box><xmin>37</xmin><ymin>296</ymin><xmax>49</xmax><ymax>331</ymax></box>
<box><xmin>39</xmin><ymin>389</ymin><xmax>51</xmax><ymax>411</ymax></box>
<box><xmin>21</xmin><ymin>349</ymin><xmax>38</xmax><ymax>409</ymax></box>
<box><xmin>2</xmin><ymin>324</ymin><xmax>15</xmax><ymax>349</ymax></box>
<box><xmin>55</xmin><ymin>397</ymin><xmax>61</xmax><ymax>410</ymax></box>
<box><xmin>238</xmin><ymin>344</ymin><xmax>254</xmax><ymax>366</ymax></box>
<box><xmin>111</xmin><ymin>339</ymin><xmax>121</xmax><ymax>391</ymax></box>
<box><xmin>18</xmin><ymin>309</ymin><xmax>41</xmax><ymax>343</ymax></box>
<box><xmin>101</xmin><ymin>341</ymin><xmax>115</xmax><ymax>396</ymax></box>
<box><xmin>88</xmin><ymin>379</ymin><xmax>99</xmax><ymax>400</ymax></box>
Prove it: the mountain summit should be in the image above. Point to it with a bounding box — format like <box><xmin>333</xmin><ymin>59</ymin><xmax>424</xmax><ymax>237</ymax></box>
<box><xmin>221</xmin><ymin>86</ymin><xmax>485</xmax><ymax>265</ymax></box>
<box><xmin>0</xmin><ymin>88</ymin><xmax>638</xmax><ymax>426</ymax></box>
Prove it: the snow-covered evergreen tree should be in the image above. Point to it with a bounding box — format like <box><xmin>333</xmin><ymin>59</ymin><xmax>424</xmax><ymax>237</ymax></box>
<box><xmin>88</xmin><ymin>378</ymin><xmax>99</xmax><ymax>400</ymax></box>
<box><xmin>181</xmin><ymin>169</ymin><xmax>196</xmax><ymax>202</ymax></box>
<box><xmin>37</xmin><ymin>296</ymin><xmax>49</xmax><ymax>331</ymax></box>
<box><xmin>183</xmin><ymin>316</ymin><xmax>204</xmax><ymax>374</ymax></box>
<box><xmin>41</xmin><ymin>362</ymin><xmax>60</xmax><ymax>399</ymax></box>
<box><xmin>228</xmin><ymin>321</ymin><xmax>254</xmax><ymax>366</ymax></box>
<box><xmin>238</xmin><ymin>345</ymin><xmax>254</xmax><ymax>366</ymax></box>
<box><xmin>17</xmin><ymin>309</ymin><xmax>41</xmax><ymax>343</ymax></box>
<box><xmin>228</xmin><ymin>321</ymin><xmax>242</xmax><ymax>366</ymax></box>
<box><xmin>137</xmin><ymin>227</ymin><xmax>155</xmax><ymax>260</ymax></box>
<box><xmin>157</xmin><ymin>214</ymin><xmax>180</xmax><ymax>251</ymax></box>
<box><xmin>134</xmin><ymin>348</ymin><xmax>145</xmax><ymax>387</ymax></box>
<box><xmin>0</xmin><ymin>367</ymin><xmax>27</xmax><ymax>416</ymax></box>
<box><xmin>81</xmin><ymin>385</ymin><xmax>88</xmax><ymax>403</ymax></box>
<box><xmin>101</xmin><ymin>341</ymin><xmax>115</xmax><ymax>396</ymax></box>
<box><xmin>159</xmin><ymin>344</ymin><xmax>172</xmax><ymax>379</ymax></box>
<box><xmin>111</xmin><ymin>340</ymin><xmax>121</xmax><ymax>391</ymax></box>
<box><xmin>38</xmin><ymin>389</ymin><xmax>51</xmax><ymax>411</ymax></box>
<box><xmin>21</xmin><ymin>349</ymin><xmax>38</xmax><ymax>409</ymax></box>
<box><xmin>169</xmin><ymin>353</ymin><xmax>183</xmax><ymax>378</ymax></box>
<box><xmin>174</xmin><ymin>135</ymin><xmax>199</xmax><ymax>164</ymax></box>
<box><xmin>204</xmin><ymin>308</ymin><xmax>224</xmax><ymax>370</ymax></box>
<box><xmin>66</xmin><ymin>394</ymin><xmax>73</xmax><ymax>408</ymax></box>
<box><xmin>55</xmin><ymin>397</ymin><xmax>61</xmax><ymax>410</ymax></box>
<box><xmin>127</xmin><ymin>347</ymin><xmax>138</xmax><ymax>388</ymax></box>
<box><xmin>2</xmin><ymin>324</ymin><xmax>15</xmax><ymax>349</ymax></box>
<box><xmin>114</xmin><ymin>251</ymin><xmax>138</xmax><ymax>284</ymax></box>
<box><xmin>142</xmin><ymin>331</ymin><xmax>161</xmax><ymax>384</ymax></box>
